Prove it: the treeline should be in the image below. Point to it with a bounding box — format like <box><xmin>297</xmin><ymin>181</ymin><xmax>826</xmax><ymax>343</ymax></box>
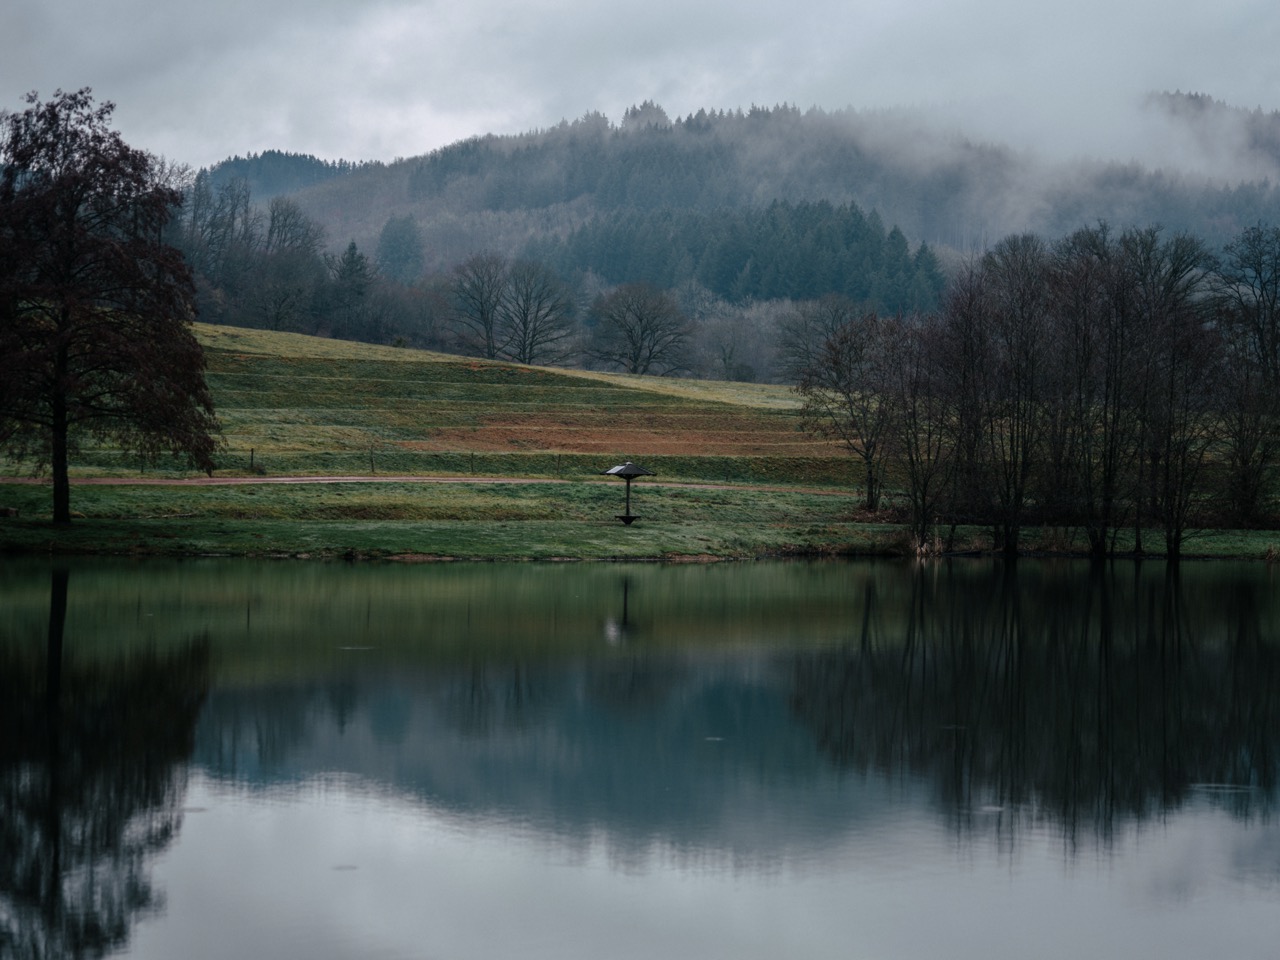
<box><xmin>167</xmin><ymin>171</ymin><xmax>937</xmax><ymax>381</ymax></box>
<box><xmin>168</xmin><ymin>172</ymin><xmax>448</xmax><ymax>346</ymax></box>
<box><xmin>527</xmin><ymin>201</ymin><xmax>946</xmax><ymax>312</ymax></box>
<box><xmin>796</xmin><ymin>223</ymin><xmax>1280</xmax><ymax>556</ymax></box>
<box><xmin>204</xmin><ymin>149</ymin><xmax>379</xmax><ymax>200</ymax></box>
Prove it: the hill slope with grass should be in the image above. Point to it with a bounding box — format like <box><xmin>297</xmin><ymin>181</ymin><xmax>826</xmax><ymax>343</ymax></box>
<box><xmin>0</xmin><ymin>326</ymin><xmax>889</xmax><ymax>559</ymax></box>
<box><xmin>194</xmin><ymin>324</ymin><xmax>850</xmax><ymax>485</ymax></box>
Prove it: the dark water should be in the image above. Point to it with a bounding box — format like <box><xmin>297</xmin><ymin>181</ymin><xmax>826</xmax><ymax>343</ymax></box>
<box><xmin>2</xmin><ymin>558</ymin><xmax>1279</xmax><ymax>960</ymax></box>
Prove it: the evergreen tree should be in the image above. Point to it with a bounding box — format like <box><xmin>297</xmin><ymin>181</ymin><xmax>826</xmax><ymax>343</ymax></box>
<box><xmin>376</xmin><ymin>214</ymin><xmax>425</xmax><ymax>285</ymax></box>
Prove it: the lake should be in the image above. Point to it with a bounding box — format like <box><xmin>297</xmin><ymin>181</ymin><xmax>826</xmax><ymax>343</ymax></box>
<box><xmin>2</xmin><ymin>557</ymin><xmax>1279</xmax><ymax>959</ymax></box>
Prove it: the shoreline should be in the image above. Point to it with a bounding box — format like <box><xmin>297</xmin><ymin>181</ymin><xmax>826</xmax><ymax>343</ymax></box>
<box><xmin>3</xmin><ymin>476</ymin><xmax>1277</xmax><ymax>564</ymax></box>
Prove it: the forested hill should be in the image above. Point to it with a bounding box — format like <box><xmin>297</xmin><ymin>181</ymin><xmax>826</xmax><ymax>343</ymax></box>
<box><xmin>246</xmin><ymin>95</ymin><xmax>1280</xmax><ymax>272</ymax></box>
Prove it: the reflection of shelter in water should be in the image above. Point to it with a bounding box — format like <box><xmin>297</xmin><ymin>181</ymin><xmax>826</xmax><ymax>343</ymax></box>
<box><xmin>603</xmin><ymin>577</ymin><xmax>633</xmax><ymax>645</ymax></box>
<box><xmin>0</xmin><ymin>569</ymin><xmax>211</xmax><ymax>960</ymax></box>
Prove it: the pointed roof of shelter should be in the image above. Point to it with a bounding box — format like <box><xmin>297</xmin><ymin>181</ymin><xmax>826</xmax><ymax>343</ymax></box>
<box><xmin>601</xmin><ymin>461</ymin><xmax>654</xmax><ymax>478</ymax></box>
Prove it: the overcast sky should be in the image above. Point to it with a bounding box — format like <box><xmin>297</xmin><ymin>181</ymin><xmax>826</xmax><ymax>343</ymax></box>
<box><xmin>6</xmin><ymin>0</ymin><xmax>1280</xmax><ymax>171</ymax></box>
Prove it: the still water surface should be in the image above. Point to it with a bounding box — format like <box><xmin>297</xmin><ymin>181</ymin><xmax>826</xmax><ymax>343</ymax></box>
<box><xmin>2</xmin><ymin>558</ymin><xmax>1279</xmax><ymax>959</ymax></box>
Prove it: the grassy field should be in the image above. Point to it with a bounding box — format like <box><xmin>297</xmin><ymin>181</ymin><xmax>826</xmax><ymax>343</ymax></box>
<box><xmin>193</xmin><ymin>324</ymin><xmax>849</xmax><ymax>483</ymax></box>
<box><xmin>0</xmin><ymin>477</ymin><xmax>905</xmax><ymax>560</ymax></box>
<box><xmin>1</xmin><ymin>324</ymin><xmax>1277</xmax><ymax>561</ymax></box>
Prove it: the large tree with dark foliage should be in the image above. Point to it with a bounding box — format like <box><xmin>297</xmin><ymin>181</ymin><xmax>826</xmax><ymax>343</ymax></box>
<box><xmin>0</xmin><ymin>89</ymin><xmax>220</xmax><ymax>522</ymax></box>
<box><xmin>0</xmin><ymin>568</ymin><xmax>210</xmax><ymax>959</ymax></box>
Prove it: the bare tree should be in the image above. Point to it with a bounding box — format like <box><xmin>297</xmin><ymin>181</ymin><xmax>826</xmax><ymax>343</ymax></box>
<box><xmin>979</xmin><ymin>233</ymin><xmax>1052</xmax><ymax>555</ymax></box>
<box><xmin>264</xmin><ymin>196</ymin><xmax>324</xmax><ymax>257</ymax></box>
<box><xmin>499</xmin><ymin>259</ymin><xmax>577</xmax><ymax>365</ymax></box>
<box><xmin>1216</xmin><ymin>223</ymin><xmax>1280</xmax><ymax>386</ymax></box>
<box><xmin>588</xmin><ymin>282</ymin><xmax>691</xmax><ymax>375</ymax></box>
<box><xmin>254</xmin><ymin>197</ymin><xmax>325</xmax><ymax>332</ymax></box>
<box><xmin>694</xmin><ymin>299</ymin><xmax>779</xmax><ymax>382</ymax></box>
<box><xmin>1047</xmin><ymin>225</ymin><xmax>1145</xmax><ymax>556</ymax></box>
<box><xmin>796</xmin><ymin>310</ymin><xmax>895</xmax><ymax>510</ymax></box>
<box><xmin>776</xmin><ymin>294</ymin><xmax>862</xmax><ymax>383</ymax></box>
<box><xmin>933</xmin><ymin>263</ymin><xmax>993</xmax><ymax>528</ymax></box>
<box><xmin>451</xmin><ymin>252</ymin><xmax>509</xmax><ymax>359</ymax></box>
<box><xmin>1211</xmin><ymin>223</ymin><xmax>1280</xmax><ymax>523</ymax></box>
<box><xmin>881</xmin><ymin>313</ymin><xmax>955</xmax><ymax>549</ymax></box>
<box><xmin>1119</xmin><ymin>226</ymin><xmax>1215</xmax><ymax>557</ymax></box>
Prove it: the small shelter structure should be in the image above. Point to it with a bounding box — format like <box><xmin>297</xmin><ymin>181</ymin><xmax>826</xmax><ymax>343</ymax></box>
<box><xmin>601</xmin><ymin>461</ymin><xmax>653</xmax><ymax>525</ymax></box>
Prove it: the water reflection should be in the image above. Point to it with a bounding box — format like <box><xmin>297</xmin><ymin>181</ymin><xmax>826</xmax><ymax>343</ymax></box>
<box><xmin>790</xmin><ymin>561</ymin><xmax>1280</xmax><ymax>845</ymax></box>
<box><xmin>0</xmin><ymin>569</ymin><xmax>210</xmax><ymax>959</ymax></box>
<box><xmin>2</xmin><ymin>558</ymin><xmax>1279</xmax><ymax>959</ymax></box>
<box><xmin>162</xmin><ymin>559</ymin><xmax>1280</xmax><ymax>862</ymax></box>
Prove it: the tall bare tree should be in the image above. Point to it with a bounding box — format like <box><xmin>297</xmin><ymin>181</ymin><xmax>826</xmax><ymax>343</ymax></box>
<box><xmin>796</xmin><ymin>310</ymin><xmax>895</xmax><ymax>510</ymax></box>
<box><xmin>1119</xmin><ymin>226</ymin><xmax>1215</xmax><ymax>557</ymax></box>
<box><xmin>979</xmin><ymin>233</ymin><xmax>1052</xmax><ymax>555</ymax></box>
<box><xmin>588</xmin><ymin>282</ymin><xmax>690</xmax><ymax>375</ymax></box>
<box><xmin>934</xmin><ymin>263</ymin><xmax>993</xmax><ymax>528</ymax></box>
<box><xmin>1048</xmin><ymin>225</ymin><xmax>1146</xmax><ymax>556</ymax></box>
<box><xmin>499</xmin><ymin>259</ymin><xmax>577</xmax><ymax>365</ymax></box>
<box><xmin>1211</xmin><ymin>223</ymin><xmax>1280</xmax><ymax>524</ymax></box>
<box><xmin>881</xmin><ymin>313</ymin><xmax>955</xmax><ymax>549</ymax></box>
<box><xmin>451</xmin><ymin>252</ymin><xmax>509</xmax><ymax>359</ymax></box>
<box><xmin>1216</xmin><ymin>223</ymin><xmax>1280</xmax><ymax>386</ymax></box>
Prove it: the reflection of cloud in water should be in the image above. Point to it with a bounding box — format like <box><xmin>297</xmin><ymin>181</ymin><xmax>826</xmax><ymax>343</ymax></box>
<box><xmin>193</xmin><ymin>657</ymin><xmax>933</xmax><ymax>873</ymax></box>
<box><xmin>157</xmin><ymin>768</ymin><xmax>1280</xmax><ymax>960</ymax></box>
<box><xmin>1124</xmin><ymin>804</ymin><xmax>1280</xmax><ymax>907</ymax></box>
<box><xmin>1226</xmin><ymin>813</ymin><xmax>1280</xmax><ymax>890</ymax></box>
<box><xmin>193</xmin><ymin>640</ymin><xmax>1280</xmax><ymax>891</ymax></box>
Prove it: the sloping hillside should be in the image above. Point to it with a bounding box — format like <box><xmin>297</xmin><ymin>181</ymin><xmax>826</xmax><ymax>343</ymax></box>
<box><xmin>196</xmin><ymin>324</ymin><xmax>849</xmax><ymax>483</ymax></box>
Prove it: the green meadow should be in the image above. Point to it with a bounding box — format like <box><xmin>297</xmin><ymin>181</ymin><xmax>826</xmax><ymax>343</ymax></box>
<box><xmin>1</xmin><ymin>324</ymin><xmax>1277</xmax><ymax>561</ymax></box>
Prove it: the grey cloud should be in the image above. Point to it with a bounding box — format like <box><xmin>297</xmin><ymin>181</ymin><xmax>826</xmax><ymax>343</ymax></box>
<box><xmin>4</xmin><ymin>0</ymin><xmax>1280</xmax><ymax>172</ymax></box>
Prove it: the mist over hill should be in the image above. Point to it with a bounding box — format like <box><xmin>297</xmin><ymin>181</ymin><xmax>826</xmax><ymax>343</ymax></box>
<box><xmin>205</xmin><ymin>92</ymin><xmax>1280</xmax><ymax>268</ymax></box>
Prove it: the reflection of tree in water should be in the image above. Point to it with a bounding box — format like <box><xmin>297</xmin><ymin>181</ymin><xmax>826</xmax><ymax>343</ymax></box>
<box><xmin>0</xmin><ymin>570</ymin><xmax>211</xmax><ymax>960</ymax></box>
<box><xmin>790</xmin><ymin>562</ymin><xmax>1280</xmax><ymax>843</ymax></box>
<box><xmin>445</xmin><ymin>659</ymin><xmax>555</xmax><ymax>737</ymax></box>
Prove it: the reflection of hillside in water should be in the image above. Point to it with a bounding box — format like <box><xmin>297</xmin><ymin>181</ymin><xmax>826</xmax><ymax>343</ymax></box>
<box><xmin>195</xmin><ymin>655</ymin><xmax>889</xmax><ymax>870</ymax></box>
<box><xmin>193</xmin><ymin>561</ymin><xmax>1280</xmax><ymax>867</ymax></box>
<box><xmin>0</xmin><ymin>571</ymin><xmax>211</xmax><ymax>960</ymax></box>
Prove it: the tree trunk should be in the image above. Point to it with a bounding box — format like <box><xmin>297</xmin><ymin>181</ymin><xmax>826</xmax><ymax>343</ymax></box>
<box><xmin>52</xmin><ymin>392</ymin><xmax>71</xmax><ymax>524</ymax></box>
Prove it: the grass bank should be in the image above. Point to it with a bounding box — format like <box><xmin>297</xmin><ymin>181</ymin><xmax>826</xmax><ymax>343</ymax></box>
<box><xmin>0</xmin><ymin>478</ymin><xmax>899</xmax><ymax>560</ymax></box>
<box><xmin>2</xmin><ymin>324</ymin><xmax>1278</xmax><ymax>561</ymax></box>
<box><xmin>2</xmin><ymin>478</ymin><xmax>1277</xmax><ymax>561</ymax></box>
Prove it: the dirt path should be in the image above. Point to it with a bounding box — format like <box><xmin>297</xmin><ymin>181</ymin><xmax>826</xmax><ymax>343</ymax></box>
<box><xmin>3</xmin><ymin>473</ymin><xmax>854</xmax><ymax>496</ymax></box>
